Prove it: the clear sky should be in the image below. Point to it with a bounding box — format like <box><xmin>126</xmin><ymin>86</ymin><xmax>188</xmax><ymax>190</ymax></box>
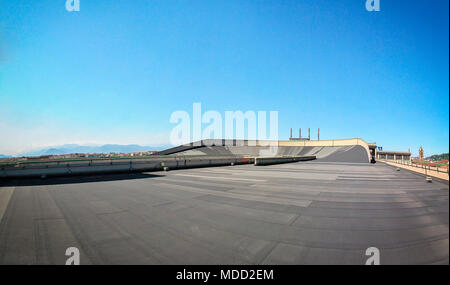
<box><xmin>0</xmin><ymin>0</ymin><xmax>448</xmax><ymax>156</ymax></box>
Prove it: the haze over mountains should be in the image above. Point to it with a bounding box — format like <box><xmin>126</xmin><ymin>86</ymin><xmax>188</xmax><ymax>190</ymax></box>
<box><xmin>0</xmin><ymin>144</ymin><xmax>171</xmax><ymax>158</ymax></box>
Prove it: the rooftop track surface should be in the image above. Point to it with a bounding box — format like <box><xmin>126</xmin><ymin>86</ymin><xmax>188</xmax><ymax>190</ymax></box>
<box><xmin>0</xmin><ymin>162</ymin><xmax>448</xmax><ymax>264</ymax></box>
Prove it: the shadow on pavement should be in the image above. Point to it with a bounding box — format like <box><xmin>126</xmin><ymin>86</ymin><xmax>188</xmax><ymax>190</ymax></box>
<box><xmin>0</xmin><ymin>172</ymin><xmax>164</xmax><ymax>187</ymax></box>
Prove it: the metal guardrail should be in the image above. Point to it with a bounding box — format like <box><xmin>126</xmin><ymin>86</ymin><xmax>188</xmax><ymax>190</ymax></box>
<box><xmin>0</xmin><ymin>154</ymin><xmax>244</xmax><ymax>168</ymax></box>
<box><xmin>379</xmin><ymin>159</ymin><xmax>449</xmax><ymax>174</ymax></box>
<box><xmin>0</xmin><ymin>154</ymin><xmax>316</xmax><ymax>179</ymax></box>
<box><xmin>0</xmin><ymin>155</ymin><xmax>254</xmax><ymax>179</ymax></box>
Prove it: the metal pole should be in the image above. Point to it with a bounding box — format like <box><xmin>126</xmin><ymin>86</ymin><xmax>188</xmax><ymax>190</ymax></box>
<box><xmin>318</xmin><ymin>128</ymin><xmax>320</xmax><ymax>140</ymax></box>
<box><xmin>308</xmin><ymin>128</ymin><xmax>310</xmax><ymax>140</ymax></box>
<box><xmin>290</xmin><ymin>128</ymin><xmax>292</xmax><ymax>139</ymax></box>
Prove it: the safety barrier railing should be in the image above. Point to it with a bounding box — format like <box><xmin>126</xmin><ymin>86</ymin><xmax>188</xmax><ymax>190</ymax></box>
<box><xmin>378</xmin><ymin>159</ymin><xmax>449</xmax><ymax>174</ymax></box>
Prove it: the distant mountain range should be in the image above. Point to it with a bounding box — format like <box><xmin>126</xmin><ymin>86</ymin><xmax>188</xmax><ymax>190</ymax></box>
<box><xmin>0</xmin><ymin>154</ymin><xmax>11</xmax><ymax>158</ymax></box>
<box><xmin>9</xmin><ymin>144</ymin><xmax>172</xmax><ymax>157</ymax></box>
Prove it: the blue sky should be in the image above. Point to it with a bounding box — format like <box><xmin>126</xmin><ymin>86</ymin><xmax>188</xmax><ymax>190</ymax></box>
<box><xmin>0</xmin><ymin>0</ymin><xmax>448</xmax><ymax>156</ymax></box>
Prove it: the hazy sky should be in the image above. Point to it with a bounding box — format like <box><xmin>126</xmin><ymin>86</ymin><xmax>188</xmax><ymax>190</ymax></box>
<box><xmin>0</xmin><ymin>0</ymin><xmax>448</xmax><ymax>156</ymax></box>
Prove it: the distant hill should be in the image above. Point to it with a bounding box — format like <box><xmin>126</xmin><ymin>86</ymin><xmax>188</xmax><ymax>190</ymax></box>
<box><xmin>426</xmin><ymin>153</ymin><xmax>449</xmax><ymax>161</ymax></box>
<box><xmin>20</xmin><ymin>144</ymin><xmax>171</xmax><ymax>157</ymax></box>
<box><xmin>0</xmin><ymin>154</ymin><xmax>11</xmax><ymax>158</ymax></box>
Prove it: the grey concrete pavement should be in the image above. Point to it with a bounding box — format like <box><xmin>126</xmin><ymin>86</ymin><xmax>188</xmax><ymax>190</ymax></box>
<box><xmin>0</xmin><ymin>162</ymin><xmax>448</xmax><ymax>264</ymax></box>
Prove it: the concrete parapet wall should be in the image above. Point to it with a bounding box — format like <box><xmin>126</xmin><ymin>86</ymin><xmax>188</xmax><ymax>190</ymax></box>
<box><xmin>0</xmin><ymin>156</ymin><xmax>254</xmax><ymax>179</ymax></box>
<box><xmin>0</xmin><ymin>154</ymin><xmax>319</xmax><ymax>179</ymax></box>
